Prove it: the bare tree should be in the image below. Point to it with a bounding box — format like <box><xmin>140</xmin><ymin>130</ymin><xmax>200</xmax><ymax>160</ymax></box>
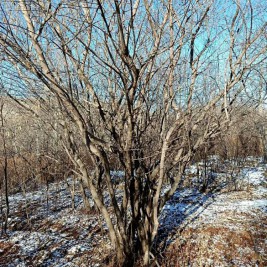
<box><xmin>0</xmin><ymin>0</ymin><xmax>266</xmax><ymax>265</ymax></box>
<box><xmin>0</xmin><ymin>98</ymin><xmax>9</xmax><ymax>235</ymax></box>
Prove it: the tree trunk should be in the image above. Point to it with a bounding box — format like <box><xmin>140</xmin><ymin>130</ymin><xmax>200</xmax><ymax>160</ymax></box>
<box><xmin>142</xmin><ymin>240</ymin><xmax>150</xmax><ymax>266</ymax></box>
<box><xmin>3</xmin><ymin>156</ymin><xmax>9</xmax><ymax>234</ymax></box>
<box><xmin>263</xmin><ymin>131</ymin><xmax>267</xmax><ymax>163</ymax></box>
<box><xmin>0</xmin><ymin>103</ymin><xmax>9</xmax><ymax>235</ymax></box>
<box><xmin>79</xmin><ymin>179</ymin><xmax>91</xmax><ymax>209</ymax></box>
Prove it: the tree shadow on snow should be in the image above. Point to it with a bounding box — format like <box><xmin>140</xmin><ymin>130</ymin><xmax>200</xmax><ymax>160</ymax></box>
<box><xmin>153</xmin><ymin>181</ymin><xmax>226</xmax><ymax>255</ymax></box>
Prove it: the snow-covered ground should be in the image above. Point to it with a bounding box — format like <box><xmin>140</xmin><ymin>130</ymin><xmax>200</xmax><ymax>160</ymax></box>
<box><xmin>0</xmin><ymin>161</ymin><xmax>266</xmax><ymax>266</ymax></box>
<box><xmin>0</xmin><ymin>179</ymin><xmax>110</xmax><ymax>266</ymax></box>
<box><xmin>158</xmin><ymin>163</ymin><xmax>266</xmax><ymax>266</ymax></box>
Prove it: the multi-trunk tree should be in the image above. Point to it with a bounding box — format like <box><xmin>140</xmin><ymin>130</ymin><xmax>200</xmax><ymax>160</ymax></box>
<box><xmin>0</xmin><ymin>0</ymin><xmax>266</xmax><ymax>265</ymax></box>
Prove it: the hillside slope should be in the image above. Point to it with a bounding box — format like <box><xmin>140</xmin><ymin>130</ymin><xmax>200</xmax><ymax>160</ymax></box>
<box><xmin>0</xmin><ymin>161</ymin><xmax>266</xmax><ymax>266</ymax></box>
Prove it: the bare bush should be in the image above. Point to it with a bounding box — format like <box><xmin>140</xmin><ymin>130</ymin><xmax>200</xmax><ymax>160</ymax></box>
<box><xmin>0</xmin><ymin>0</ymin><xmax>266</xmax><ymax>265</ymax></box>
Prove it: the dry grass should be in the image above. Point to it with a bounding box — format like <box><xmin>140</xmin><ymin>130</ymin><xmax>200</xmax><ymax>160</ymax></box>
<box><xmin>160</xmin><ymin>223</ymin><xmax>266</xmax><ymax>267</ymax></box>
<box><xmin>0</xmin><ymin>242</ymin><xmax>20</xmax><ymax>266</ymax></box>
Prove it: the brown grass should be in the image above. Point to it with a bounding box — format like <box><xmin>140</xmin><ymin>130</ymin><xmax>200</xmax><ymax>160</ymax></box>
<box><xmin>160</xmin><ymin>225</ymin><xmax>266</xmax><ymax>267</ymax></box>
